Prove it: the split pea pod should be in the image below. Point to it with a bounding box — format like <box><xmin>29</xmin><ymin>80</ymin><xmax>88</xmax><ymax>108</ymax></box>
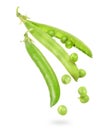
<box><xmin>16</xmin><ymin>8</ymin><xmax>79</xmax><ymax>81</ymax></box>
<box><xmin>23</xmin><ymin>33</ymin><xmax>60</xmax><ymax>107</ymax></box>
<box><xmin>29</xmin><ymin>21</ymin><xmax>92</xmax><ymax>57</ymax></box>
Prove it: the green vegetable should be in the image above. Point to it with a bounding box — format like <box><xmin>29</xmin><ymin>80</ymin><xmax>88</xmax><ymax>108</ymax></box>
<box><xmin>61</xmin><ymin>74</ymin><xmax>71</xmax><ymax>84</ymax></box>
<box><xmin>23</xmin><ymin>33</ymin><xmax>60</xmax><ymax>107</ymax></box>
<box><xmin>65</xmin><ymin>40</ymin><xmax>73</xmax><ymax>49</ymax></box>
<box><xmin>79</xmin><ymin>69</ymin><xmax>86</xmax><ymax>78</ymax></box>
<box><xmin>61</xmin><ymin>36</ymin><xmax>68</xmax><ymax>43</ymax></box>
<box><xmin>16</xmin><ymin>8</ymin><xmax>79</xmax><ymax>81</ymax></box>
<box><xmin>79</xmin><ymin>95</ymin><xmax>89</xmax><ymax>103</ymax></box>
<box><xmin>28</xmin><ymin>20</ymin><xmax>93</xmax><ymax>57</ymax></box>
<box><xmin>78</xmin><ymin>87</ymin><xmax>87</xmax><ymax>96</ymax></box>
<box><xmin>57</xmin><ymin>105</ymin><xmax>67</xmax><ymax>115</ymax></box>
<box><xmin>47</xmin><ymin>30</ymin><xmax>55</xmax><ymax>37</ymax></box>
<box><xmin>78</xmin><ymin>86</ymin><xmax>89</xmax><ymax>103</ymax></box>
<box><xmin>70</xmin><ymin>53</ymin><xmax>78</xmax><ymax>62</ymax></box>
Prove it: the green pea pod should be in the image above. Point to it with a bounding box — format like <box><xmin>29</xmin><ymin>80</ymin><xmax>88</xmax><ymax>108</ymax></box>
<box><xmin>16</xmin><ymin>8</ymin><xmax>79</xmax><ymax>81</ymax></box>
<box><xmin>23</xmin><ymin>33</ymin><xmax>60</xmax><ymax>107</ymax></box>
<box><xmin>28</xmin><ymin>20</ymin><xmax>93</xmax><ymax>57</ymax></box>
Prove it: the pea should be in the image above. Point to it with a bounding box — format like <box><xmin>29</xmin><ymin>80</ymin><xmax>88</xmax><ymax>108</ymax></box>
<box><xmin>61</xmin><ymin>74</ymin><xmax>71</xmax><ymax>84</ymax></box>
<box><xmin>79</xmin><ymin>95</ymin><xmax>89</xmax><ymax>103</ymax></box>
<box><xmin>61</xmin><ymin>36</ymin><xmax>68</xmax><ymax>43</ymax></box>
<box><xmin>79</xmin><ymin>69</ymin><xmax>86</xmax><ymax>77</ymax></box>
<box><xmin>65</xmin><ymin>40</ymin><xmax>73</xmax><ymax>49</ymax></box>
<box><xmin>70</xmin><ymin>53</ymin><xmax>78</xmax><ymax>62</ymax></box>
<box><xmin>78</xmin><ymin>86</ymin><xmax>87</xmax><ymax>96</ymax></box>
<box><xmin>57</xmin><ymin>105</ymin><xmax>67</xmax><ymax>115</ymax></box>
<box><xmin>47</xmin><ymin>30</ymin><xmax>55</xmax><ymax>37</ymax></box>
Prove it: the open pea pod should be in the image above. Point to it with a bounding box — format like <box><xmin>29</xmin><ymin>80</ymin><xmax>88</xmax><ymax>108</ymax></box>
<box><xmin>16</xmin><ymin>8</ymin><xmax>79</xmax><ymax>81</ymax></box>
<box><xmin>28</xmin><ymin>21</ymin><xmax>93</xmax><ymax>58</ymax></box>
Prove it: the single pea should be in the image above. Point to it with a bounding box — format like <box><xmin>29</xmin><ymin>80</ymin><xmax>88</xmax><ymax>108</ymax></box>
<box><xmin>61</xmin><ymin>36</ymin><xmax>68</xmax><ymax>43</ymax></box>
<box><xmin>78</xmin><ymin>86</ymin><xmax>87</xmax><ymax>96</ymax></box>
<box><xmin>70</xmin><ymin>53</ymin><xmax>78</xmax><ymax>62</ymax></box>
<box><xmin>79</xmin><ymin>95</ymin><xmax>89</xmax><ymax>103</ymax></box>
<box><xmin>61</xmin><ymin>74</ymin><xmax>71</xmax><ymax>84</ymax></box>
<box><xmin>79</xmin><ymin>69</ymin><xmax>86</xmax><ymax>77</ymax></box>
<box><xmin>57</xmin><ymin>105</ymin><xmax>67</xmax><ymax>115</ymax></box>
<box><xmin>47</xmin><ymin>30</ymin><xmax>55</xmax><ymax>37</ymax></box>
<box><xmin>65</xmin><ymin>40</ymin><xmax>73</xmax><ymax>49</ymax></box>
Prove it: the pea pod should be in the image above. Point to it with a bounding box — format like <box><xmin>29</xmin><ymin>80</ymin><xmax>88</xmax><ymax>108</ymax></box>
<box><xmin>16</xmin><ymin>8</ymin><xmax>79</xmax><ymax>81</ymax></box>
<box><xmin>23</xmin><ymin>33</ymin><xmax>60</xmax><ymax>107</ymax></box>
<box><xmin>28</xmin><ymin>21</ymin><xmax>93</xmax><ymax>57</ymax></box>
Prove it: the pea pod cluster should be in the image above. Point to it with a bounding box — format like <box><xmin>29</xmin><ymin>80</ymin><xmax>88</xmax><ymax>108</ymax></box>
<box><xmin>16</xmin><ymin>7</ymin><xmax>79</xmax><ymax>81</ymax></box>
<box><xmin>16</xmin><ymin>7</ymin><xmax>93</xmax><ymax>108</ymax></box>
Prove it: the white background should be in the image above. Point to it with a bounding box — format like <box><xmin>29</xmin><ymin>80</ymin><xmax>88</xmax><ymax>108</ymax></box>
<box><xmin>0</xmin><ymin>0</ymin><xmax>112</xmax><ymax>129</ymax></box>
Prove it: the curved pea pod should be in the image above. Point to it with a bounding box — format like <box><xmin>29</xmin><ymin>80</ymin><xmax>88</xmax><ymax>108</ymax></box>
<box><xmin>23</xmin><ymin>34</ymin><xmax>60</xmax><ymax>107</ymax></box>
<box><xmin>16</xmin><ymin>9</ymin><xmax>79</xmax><ymax>81</ymax></box>
<box><xmin>29</xmin><ymin>20</ymin><xmax>93</xmax><ymax>58</ymax></box>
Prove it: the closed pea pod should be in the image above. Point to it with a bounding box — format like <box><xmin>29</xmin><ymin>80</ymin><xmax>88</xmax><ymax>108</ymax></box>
<box><xmin>23</xmin><ymin>33</ymin><xmax>60</xmax><ymax>107</ymax></box>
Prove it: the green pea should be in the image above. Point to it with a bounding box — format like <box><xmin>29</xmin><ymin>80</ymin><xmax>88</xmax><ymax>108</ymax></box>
<box><xmin>70</xmin><ymin>53</ymin><xmax>78</xmax><ymax>62</ymax></box>
<box><xmin>47</xmin><ymin>30</ymin><xmax>55</xmax><ymax>37</ymax></box>
<box><xmin>79</xmin><ymin>95</ymin><xmax>89</xmax><ymax>103</ymax></box>
<box><xmin>79</xmin><ymin>69</ymin><xmax>86</xmax><ymax>77</ymax></box>
<box><xmin>61</xmin><ymin>74</ymin><xmax>71</xmax><ymax>84</ymax></box>
<box><xmin>57</xmin><ymin>105</ymin><xmax>67</xmax><ymax>115</ymax></box>
<box><xmin>61</xmin><ymin>36</ymin><xmax>68</xmax><ymax>43</ymax></box>
<box><xmin>65</xmin><ymin>40</ymin><xmax>73</xmax><ymax>49</ymax></box>
<box><xmin>78</xmin><ymin>86</ymin><xmax>87</xmax><ymax>96</ymax></box>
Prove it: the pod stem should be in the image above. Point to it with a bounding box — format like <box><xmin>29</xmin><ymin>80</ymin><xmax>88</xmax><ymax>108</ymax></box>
<box><xmin>16</xmin><ymin>7</ymin><xmax>29</xmax><ymax>22</ymax></box>
<box><xmin>23</xmin><ymin>32</ymin><xmax>34</xmax><ymax>44</ymax></box>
